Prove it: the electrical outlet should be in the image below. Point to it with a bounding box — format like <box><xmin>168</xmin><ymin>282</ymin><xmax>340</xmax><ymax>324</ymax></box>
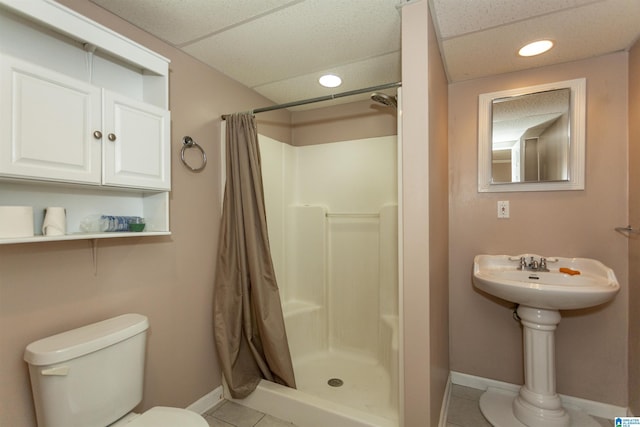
<box><xmin>498</xmin><ymin>201</ymin><xmax>510</xmax><ymax>218</ymax></box>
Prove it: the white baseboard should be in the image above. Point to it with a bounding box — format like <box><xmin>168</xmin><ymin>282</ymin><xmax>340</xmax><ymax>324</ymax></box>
<box><xmin>451</xmin><ymin>371</ymin><xmax>520</xmax><ymax>394</ymax></box>
<box><xmin>186</xmin><ymin>385</ymin><xmax>225</xmax><ymax>414</ymax></box>
<box><xmin>450</xmin><ymin>371</ymin><xmax>628</xmax><ymax>420</ymax></box>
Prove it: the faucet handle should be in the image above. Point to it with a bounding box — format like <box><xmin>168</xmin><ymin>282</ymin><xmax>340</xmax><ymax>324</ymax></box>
<box><xmin>518</xmin><ymin>256</ymin><xmax>527</xmax><ymax>270</ymax></box>
<box><xmin>540</xmin><ymin>257</ymin><xmax>548</xmax><ymax>271</ymax></box>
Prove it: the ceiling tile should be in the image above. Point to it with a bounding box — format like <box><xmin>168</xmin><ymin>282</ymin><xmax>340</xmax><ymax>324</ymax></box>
<box><xmin>90</xmin><ymin>0</ymin><xmax>300</xmax><ymax>46</ymax></box>
<box><xmin>443</xmin><ymin>0</ymin><xmax>640</xmax><ymax>81</ymax></box>
<box><xmin>253</xmin><ymin>51</ymin><xmax>401</xmax><ymax>109</ymax></box>
<box><xmin>181</xmin><ymin>0</ymin><xmax>401</xmax><ymax>88</ymax></box>
<box><xmin>431</xmin><ymin>0</ymin><xmax>597</xmax><ymax>39</ymax></box>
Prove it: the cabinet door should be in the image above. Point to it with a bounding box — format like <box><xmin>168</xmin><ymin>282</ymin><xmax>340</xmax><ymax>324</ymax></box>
<box><xmin>0</xmin><ymin>55</ymin><xmax>102</xmax><ymax>184</ymax></box>
<box><xmin>102</xmin><ymin>91</ymin><xmax>170</xmax><ymax>190</ymax></box>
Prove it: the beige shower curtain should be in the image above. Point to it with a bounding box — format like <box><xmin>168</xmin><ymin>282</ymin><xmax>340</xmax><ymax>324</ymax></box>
<box><xmin>213</xmin><ymin>113</ymin><xmax>296</xmax><ymax>398</ymax></box>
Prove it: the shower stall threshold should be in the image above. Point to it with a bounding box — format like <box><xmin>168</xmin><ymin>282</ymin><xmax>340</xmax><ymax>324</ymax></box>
<box><xmin>226</xmin><ymin>379</ymin><xmax>398</xmax><ymax>427</ymax></box>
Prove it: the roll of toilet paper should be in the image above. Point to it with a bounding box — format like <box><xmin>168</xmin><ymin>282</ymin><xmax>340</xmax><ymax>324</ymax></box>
<box><xmin>0</xmin><ymin>206</ymin><xmax>34</xmax><ymax>238</ymax></box>
<box><xmin>42</xmin><ymin>207</ymin><xmax>66</xmax><ymax>236</ymax></box>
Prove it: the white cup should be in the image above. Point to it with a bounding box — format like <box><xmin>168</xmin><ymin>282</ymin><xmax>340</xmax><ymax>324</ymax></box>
<box><xmin>42</xmin><ymin>207</ymin><xmax>66</xmax><ymax>236</ymax></box>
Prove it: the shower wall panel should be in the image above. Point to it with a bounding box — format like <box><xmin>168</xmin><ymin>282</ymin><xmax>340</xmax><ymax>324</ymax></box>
<box><xmin>328</xmin><ymin>217</ymin><xmax>380</xmax><ymax>358</ymax></box>
<box><xmin>259</xmin><ymin>134</ymin><xmax>398</xmax><ymax>362</ymax></box>
<box><xmin>283</xmin><ymin>205</ymin><xmax>327</xmax><ymax>360</ymax></box>
<box><xmin>294</xmin><ymin>137</ymin><xmax>397</xmax><ymax>212</ymax></box>
<box><xmin>379</xmin><ymin>204</ymin><xmax>399</xmax><ymax>317</ymax></box>
<box><xmin>286</xmin><ymin>205</ymin><xmax>326</xmax><ymax>306</ymax></box>
<box><xmin>259</xmin><ymin>135</ymin><xmax>294</xmax><ymax>301</ymax></box>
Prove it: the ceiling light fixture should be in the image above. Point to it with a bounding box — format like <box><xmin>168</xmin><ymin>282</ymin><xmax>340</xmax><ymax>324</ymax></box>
<box><xmin>518</xmin><ymin>40</ymin><xmax>554</xmax><ymax>57</ymax></box>
<box><xmin>319</xmin><ymin>74</ymin><xmax>342</xmax><ymax>88</ymax></box>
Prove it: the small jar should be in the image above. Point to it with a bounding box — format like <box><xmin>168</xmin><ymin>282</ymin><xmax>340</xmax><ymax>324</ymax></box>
<box><xmin>128</xmin><ymin>217</ymin><xmax>146</xmax><ymax>232</ymax></box>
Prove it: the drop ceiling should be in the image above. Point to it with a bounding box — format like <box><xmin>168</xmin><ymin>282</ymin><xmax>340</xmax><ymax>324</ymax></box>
<box><xmin>89</xmin><ymin>0</ymin><xmax>640</xmax><ymax>111</ymax></box>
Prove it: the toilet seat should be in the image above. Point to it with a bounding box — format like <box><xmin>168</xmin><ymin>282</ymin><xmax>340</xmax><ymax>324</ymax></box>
<box><xmin>115</xmin><ymin>407</ymin><xmax>209</xmax><ymax>427</ymax></box>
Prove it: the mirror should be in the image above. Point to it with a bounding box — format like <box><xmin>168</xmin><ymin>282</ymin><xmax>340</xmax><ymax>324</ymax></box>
<box><xmin>478</xmin><ymin>78</ymin><xmax>586</xmax><ymax>192</ymax></box>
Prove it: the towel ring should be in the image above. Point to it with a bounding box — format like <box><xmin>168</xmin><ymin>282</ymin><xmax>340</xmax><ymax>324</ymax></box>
<box><xmin>615</xmin><ymin>225</ymin><xmax>640</xmax><ymax>236</ymax></box>
<box><xmin>181</xmin><ymin>136</ymin><xmax>206</xmax><ymax>172</ymax></box>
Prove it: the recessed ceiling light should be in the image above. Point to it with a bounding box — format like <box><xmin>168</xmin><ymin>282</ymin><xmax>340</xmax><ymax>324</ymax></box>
<box><xmin>518</xmin><ymin>40</ymin><xmax>554</xmax><ymax>57</ymax></box>
<box><xmin>319</xmin><ymin>74</ymin><xmax>342</xmax><ymax>88</ymax></box>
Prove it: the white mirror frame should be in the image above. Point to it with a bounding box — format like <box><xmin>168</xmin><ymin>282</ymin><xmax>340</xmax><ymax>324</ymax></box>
<box><xmin>478</xmin><ymin>78</ymin><xmax>586</xmax><ymax>192</ymax></box>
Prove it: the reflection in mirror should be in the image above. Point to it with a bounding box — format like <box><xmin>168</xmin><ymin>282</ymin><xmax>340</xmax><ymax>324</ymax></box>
<box><xmin>478</xmin><ymin>79</ymin><xmax>586</xmax><ymax>192</ymax></box>
<box><xmin>491</xmin><ymin>88</ymin><xmax>570</xmax><ymax>183</ymax></box>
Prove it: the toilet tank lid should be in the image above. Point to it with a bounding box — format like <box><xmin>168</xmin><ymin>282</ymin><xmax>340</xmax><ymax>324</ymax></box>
<box><xmin>24</xmin><ymin>314</ymin><xmax>149</xmax><ymax>366</ymax></box>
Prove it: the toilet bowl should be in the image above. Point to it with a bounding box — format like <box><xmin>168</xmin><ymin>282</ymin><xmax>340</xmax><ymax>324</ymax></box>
<box><xmin>24</xmin><ymin>314</ymin><xmax>209</xmax><ymax>427</ymax></box>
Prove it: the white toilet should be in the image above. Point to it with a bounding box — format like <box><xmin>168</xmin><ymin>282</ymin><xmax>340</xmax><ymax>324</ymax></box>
<box><xmin>24</xmin><ymin>313</ymin><xmax>209</xmax><ymax>427</ymax></box>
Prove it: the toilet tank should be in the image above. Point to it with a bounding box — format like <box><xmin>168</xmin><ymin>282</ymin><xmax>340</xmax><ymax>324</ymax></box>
<box><xmin>24</xmin><ymin>314</ymin><xmax>149</xmax><ymax>427</ymax></box>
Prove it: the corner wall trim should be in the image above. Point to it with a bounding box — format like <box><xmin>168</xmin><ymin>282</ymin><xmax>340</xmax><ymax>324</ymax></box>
<box><xmin>186</xmin><ymin>385</ymin><xmax>225</xmax><ymax>414</ymax></box>
<box><xmin>450</xmin><ymin>371</ymin><xmax>628</xmax><ymax>420</ymax></box>
<box><xmin>438</xmin><ymin>373</ymin><xmax>453</xmax><ymax>427</ymax></box>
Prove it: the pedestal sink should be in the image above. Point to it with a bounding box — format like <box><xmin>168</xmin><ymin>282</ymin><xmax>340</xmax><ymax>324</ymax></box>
<box><xmin>472</xmin><ymin>254</ymin><xmax>620</xmax><ymax>427</ymax></box>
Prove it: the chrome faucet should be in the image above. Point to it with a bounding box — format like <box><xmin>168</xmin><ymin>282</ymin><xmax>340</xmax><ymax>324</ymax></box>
<box><xmin>518</xmin><ymin>256</ymin><xmax>550</xmax><ymax>272</ymax></box>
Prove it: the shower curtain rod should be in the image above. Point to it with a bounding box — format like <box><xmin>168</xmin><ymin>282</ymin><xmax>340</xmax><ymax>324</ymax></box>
<box><xmin>221</xmin><ymin>81</ymin><xmax>401</xmax><ymax>120</ymax></box>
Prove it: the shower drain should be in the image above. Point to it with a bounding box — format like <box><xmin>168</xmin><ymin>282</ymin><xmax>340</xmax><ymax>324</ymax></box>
<box><xmin>327</xmin><ymin>378</ymin><xmax>344</xmax><ymax>387</ymax></box>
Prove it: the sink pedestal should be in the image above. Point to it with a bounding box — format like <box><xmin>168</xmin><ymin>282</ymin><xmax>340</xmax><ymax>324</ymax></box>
<box><xmin>512</xmin><ymin>306</ymin><xmax>569</xmax><ymax>427</ymax></box>
<box><xmin>479</xmin><ymin>306</ymin><xmax>600</xmax><ymax>427</ymax></box>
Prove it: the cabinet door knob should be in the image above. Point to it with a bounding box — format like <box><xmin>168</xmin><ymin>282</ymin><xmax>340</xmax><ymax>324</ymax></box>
<box><xmin>107</xmin><ymin>133</ymin><xmax>117</xmax><ymax>142</ymax></box>
<box><xmin>93</xmin><ymin>131</ymin><xmax>102</xmax><ymax>139</ymax></box>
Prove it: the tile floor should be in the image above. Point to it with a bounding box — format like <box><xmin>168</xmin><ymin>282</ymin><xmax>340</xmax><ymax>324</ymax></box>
<box><xmin>204</xmin><ymin>400</ymin><xmax>296</xmax><ymax>427</ymax></box>
<box><xmin>203</xmin><ymin>385</ymin><xmax>616</xmax><ymax>427</ymax></box>
<box><xmin>446</xmin><ymin>384</ymin><xmax>614</xmax><ymax>427</ymax></box>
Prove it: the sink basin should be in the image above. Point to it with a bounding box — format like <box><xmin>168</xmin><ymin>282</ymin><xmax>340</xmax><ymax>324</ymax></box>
<box><xmin>473</xmin><ymin>254</ymin><xmax>620</xmax><ymax>310</ymax></box>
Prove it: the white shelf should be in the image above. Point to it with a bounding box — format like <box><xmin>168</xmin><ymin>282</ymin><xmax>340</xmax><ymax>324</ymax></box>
<box><xmin>0</xmin><ymin>231</ymin><xmax>171</xmax><ymax>245</ymax></box>
<box><xmin>0</xmin><ymin>179</ymin><xmax>170</xmax><ymax>245</ymax></box>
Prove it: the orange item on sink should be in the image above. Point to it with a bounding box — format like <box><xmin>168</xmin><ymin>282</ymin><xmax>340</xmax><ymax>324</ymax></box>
<box><xmin>559</xmin><ymin>267</ymin><xmax>580</xmax><ymax>276</ymax></box>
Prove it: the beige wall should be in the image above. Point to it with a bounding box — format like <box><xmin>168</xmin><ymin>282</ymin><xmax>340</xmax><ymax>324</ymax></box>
<box><xmin>401</xmin><ymin>1</ymin><xmax>450</xmax><ymax>425</ymax></box>
<box><xmin>629</xmin><ymin>39</ymin><xmax>640</xmax><ymax>416</ymax></box>
<box><xmin>449</xmin><ymin>52</ymin><xmax>630</xmax><ymax>406</ymax></box>
<box><xmin>0</xmin><ymin>1</ymin><xmax>290</xmax><ymax>426</ymax></box>
<box><xmin>291</xmin><ymin>99</ymin><xmax>397</xmax><ymax>146</ymax></box>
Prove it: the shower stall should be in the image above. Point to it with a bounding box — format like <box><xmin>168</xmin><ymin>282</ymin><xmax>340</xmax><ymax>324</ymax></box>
<box><xmin>219</xmin><ymin>84</ymin><xmax>402</xmax><ymax>426</ymax></box>
<box><xmin>249</xmin><ymin>131</ymin><xmax>400</xmax><ymax>427</ymax></box>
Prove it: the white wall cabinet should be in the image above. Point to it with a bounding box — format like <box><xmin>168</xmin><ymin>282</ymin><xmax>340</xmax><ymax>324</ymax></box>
<box><xmin>0</xmin><ymin>56</ymin><xmax>102</xmax><ymax>185</ymax></box>
<box><xmin>0</xmin><ymin>0</ymin><xmax>172</xmax><ymax>244</ymax></box>
<box><xmin>1</xmin><ymin>55</ymin><xmax>170</xmax><ymax>191</ymax></box>
<box><xmin>102</xmin><ymin>90</ymin><xmax>170</xmax><ymax>190</ymax></box>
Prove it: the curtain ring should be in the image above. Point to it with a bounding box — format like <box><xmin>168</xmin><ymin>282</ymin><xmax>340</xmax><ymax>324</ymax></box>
<box><xmin>181</xmin><ymin>136</ymin><xmax>206</xmax><ymax>172</ymax></box>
